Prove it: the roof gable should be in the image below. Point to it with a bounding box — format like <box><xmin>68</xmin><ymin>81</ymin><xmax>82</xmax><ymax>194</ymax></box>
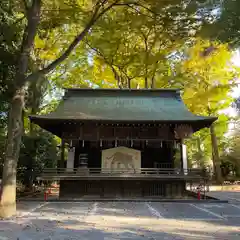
<box><xmin>29</xmin><ymin>88</ymin><xmax>217</xmax><ymax>132</ymax></box>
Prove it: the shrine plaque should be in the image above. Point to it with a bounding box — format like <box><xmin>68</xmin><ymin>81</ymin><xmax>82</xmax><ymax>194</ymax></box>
<box><xmin>101</xmin><ymin>146</ymin><xmax>141</xmax><ymax>173</ymax></box>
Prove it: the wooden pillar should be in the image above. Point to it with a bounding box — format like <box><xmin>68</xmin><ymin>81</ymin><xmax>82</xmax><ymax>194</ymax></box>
<box><xmin>180</xmin><ymin>139</ymin><xmax>188</xmax><ymax>174</ymax></box>
<box><xmin>179</xmin><ymin>140</ymin><xmax>183</xmax><ymax>169</ymax></box>
<box><xmin>66</xmin><ymin>147</ymin><xmax>75</xmax><ymax>171</ymax></box>
<box><xmin>170</xmin><ymin>141</ymin><xmax>174</xmax><ymax>168</ymax></box>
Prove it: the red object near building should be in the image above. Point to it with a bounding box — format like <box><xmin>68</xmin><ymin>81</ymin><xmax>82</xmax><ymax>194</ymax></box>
<box><xmin>44</xmin><ymin>191</ymin><xmax>48</xmax><ymax>201</ymax></box>
<box><xmin>197</xmin><ymin>188</ymin><xmax>201</xmax><ymax>200</ymax></box>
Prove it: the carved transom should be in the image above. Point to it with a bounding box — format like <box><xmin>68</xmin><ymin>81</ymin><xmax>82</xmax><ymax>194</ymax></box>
<box><xmin>174</xmin><ymin>124</ymin><xmax>193</xmax><ymax>139</ymax></box>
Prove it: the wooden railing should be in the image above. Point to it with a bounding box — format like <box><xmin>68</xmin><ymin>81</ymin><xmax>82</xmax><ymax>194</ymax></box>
<box><xmin>36</xmin><ymin>168</ymin><xmax>209</xmax><ymax>180</ymax></box>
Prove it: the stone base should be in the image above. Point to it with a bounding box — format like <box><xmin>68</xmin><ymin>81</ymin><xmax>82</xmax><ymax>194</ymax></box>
<box><xmin>59</xmin><ymin>180</ymin><xmax>187</xmax><ymax>199</ymax></box>
<box><xmin>0</xmin><ymin>202</ymin><xmax>16</xmax><ymax>218</ymax></box>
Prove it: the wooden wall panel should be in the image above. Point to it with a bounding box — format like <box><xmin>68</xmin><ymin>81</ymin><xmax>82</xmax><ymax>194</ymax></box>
<box><xmin>62</xmin><ymin>123</ymin><xmax>175</xmax><ymax>140</ymax></box>
<box><xmin>81</xmin><ymin>125</ymin><xmax>98</xmax><ymax>140</ymax></box>
<box><xmin>99</xmin><ymin>126</ymin><xmax>114</xmax><ymax>139</ymax></box>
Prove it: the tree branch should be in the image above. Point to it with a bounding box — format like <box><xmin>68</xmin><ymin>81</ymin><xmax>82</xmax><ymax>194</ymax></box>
<box><xmin>114</xmin><ymin>2</ymin><xmax>155</xmax><ymax>15</ymax></box>
<box><xmin>116</xmin><ymin>3</ymin><xmax>155</xmax><ymax>19</ymax></box>
<box><xmin>26</xmin><ymin>1</ymin><xmax>121</xmax><ymax>83</ymax></box>
<box><xmin>26</xmin><ymin>0</ymin><xmax>172</xmax><ymax>84</ymax></box>
<box><xmin>26</xmin><ymin>0</ymin><xmax>172</xmax><ymax>85</ymax></box>
<box><xmin>17</xmin><ymin>0</ymin><xmax>41</xmax><ymax>88</ymax></box>
<box><xmin>84</xmin><ymin>39</ymin><xmax>123</xmax><ymax>88</ymax></box>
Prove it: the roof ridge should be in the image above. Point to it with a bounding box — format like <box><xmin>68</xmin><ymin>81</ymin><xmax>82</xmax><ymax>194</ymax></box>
<box><xmin>64</xmin><ymin>88</ymin><xmax>181</xmax><ymax>92</ymax></box>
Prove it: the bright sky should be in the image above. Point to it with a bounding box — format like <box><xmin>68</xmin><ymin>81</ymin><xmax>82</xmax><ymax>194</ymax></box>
<box><xmin>220</xmin><ymin>50</ymin><xmax>240</xmax><ymax>136</ymax></box>
<box><xmin>223</xmin><ymin>50</ymin><xmax>240</xmax><ymax>118</ymax></box>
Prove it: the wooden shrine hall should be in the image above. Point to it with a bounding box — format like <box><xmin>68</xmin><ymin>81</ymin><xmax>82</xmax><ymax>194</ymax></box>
<box><xmin>30</xmin><ymin>88</ymin><xmax>217</xmax><ymax>199</ymax></box>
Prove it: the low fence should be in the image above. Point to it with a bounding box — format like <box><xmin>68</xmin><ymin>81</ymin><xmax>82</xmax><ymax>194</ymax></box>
<box><xmin>36</xmin><ymin>167</ymin><xmax>210</xmax><ymax>180</ymax></box>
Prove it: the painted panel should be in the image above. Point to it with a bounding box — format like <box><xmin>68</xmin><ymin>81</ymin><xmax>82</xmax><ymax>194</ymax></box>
<box><xmin>101</xmin><ymin>146</ymin><xmax>141</xmax><ymax>173</ymax></box>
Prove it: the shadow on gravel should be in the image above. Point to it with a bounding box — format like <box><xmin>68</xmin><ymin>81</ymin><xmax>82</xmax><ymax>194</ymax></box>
<box><xmin>0</xmin><ymin>216</ymin><xmax>240</xmax><ymax>240</ymax></box>
<box><xmin>2</xmin><ymin>201</ymin><xmax>239</xmax><ymax>239</ymax></box>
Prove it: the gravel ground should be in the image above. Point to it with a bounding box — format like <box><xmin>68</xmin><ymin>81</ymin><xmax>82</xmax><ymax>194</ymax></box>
<box><xmin>0</xmin><ymin>201</ymin><xmax>240</xmax><ymax>240</ymax></box>
<box><xmin>206</xmin><ymin>191</ymin><xmax>240</xmax><ymax>204</ymax></box>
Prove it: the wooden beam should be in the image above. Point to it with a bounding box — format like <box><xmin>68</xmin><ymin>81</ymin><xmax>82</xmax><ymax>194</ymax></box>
<box><xmin>63</xmin><ymin>124</ymin><xmax>176</xmax><ymax>141</ymax></box>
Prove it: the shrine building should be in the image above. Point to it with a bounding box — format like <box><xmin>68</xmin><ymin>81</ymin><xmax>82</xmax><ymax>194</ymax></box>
<box><xmin>30</xmin><ymin>88</ymin><xmax>217</xmax><ymax>199</ymax></box>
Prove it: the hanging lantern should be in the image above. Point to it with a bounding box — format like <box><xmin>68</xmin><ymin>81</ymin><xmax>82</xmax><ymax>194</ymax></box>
<box><xmin>131</xmin><ymin>140</ymin><xmax>133</xmax><ymax>147</ymax></box>
<box><xmin>160</xmin><ymin>141</ymin><xmax>162</xmax><ymax>148</ymax></box>
<box><xmin>82</xmin><ymin>140</ymin><xmax>84</xmax><ymax>147</ymax></box>
<box><xmin>100</xmin><ymin>139</ymin><xmax>102</xmax><ymax>147</ymax></box>
<box><xmin>115</xmin><ymin>139</ymin><xmax>117</xmax><ymax>147</ymax></box>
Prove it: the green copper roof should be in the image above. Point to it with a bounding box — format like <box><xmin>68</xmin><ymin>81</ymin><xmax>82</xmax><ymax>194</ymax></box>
<box><xmin>30</xmin><ymin>88</ymin><xmax>216</xmax><ymax>122</ymax></box>
<box><xmin>29</xmin><ymin>88</ymin><xmax>217</xmax><ymax>137</ymax></box>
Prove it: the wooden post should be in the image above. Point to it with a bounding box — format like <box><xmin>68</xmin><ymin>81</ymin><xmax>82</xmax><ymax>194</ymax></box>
<box><xmin>180</xmin><ymin>139</ymin><xmax>187</xmax><ymax>174</ymax></box>
<box><xmin>66</xmin><ymin>147</ymin><xmax>75</xmax><ymax>172</ymax></box>
<box><xmin>210</xmin><ymin>124</ymin><xmax>222</xmax><ymax>183</ymax></box>
<box><xmin>180</xmin><ymin>139</ymin><xmax>183</xmax><ymax>170</ymax></box>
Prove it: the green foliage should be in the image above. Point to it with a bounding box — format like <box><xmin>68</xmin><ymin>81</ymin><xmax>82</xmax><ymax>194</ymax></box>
<box><xmin>200</xmin><ymin>0</ymin><xmax>240</xmax><ymax>47</ymax></box>
<box><xmin>0</xmin><ymin>0</ymin><xmax>23</xmax><ymax>126</ymax></box>
<box><xmin>38</xmin><ymin>0</ymin><xmax>217</xmax><ymax>89</ymax></box>
<box><xmin>1</xmin><ymin>127</ymin><xmax>59</xmax><ymax>184</ymax></box>
<box><xmin>78</xmin><ymin>1</ymin><xmax>204</xmax><ymax>88</ymax></box>
<box><xmin>0</xmin><ymin>0</ymin><xmax>24</xmax><ymax>176</ymax></box>
<box><xmin>220</xmin><ymin>121</ymin><xmax>240</xmax><ymax>178</ymax></box>
<box><xmin>18</xmin><ymin>129</ymin><xmax>59</xmax><ymax>185</ymax></box>
<box><xmin>177</xmin><ymin>39</ymin><xmax>239</xmax><ymax>170</ymax></box>
<box><xmin>0</xmin><ymin>0</ymin><xmax>23</xmax><ymax>98</ymax></box>
<box><xmin>180</xmin><ymin>39</ymin><xmax>237</xmax><ymax>111</ymax></box>
<box><xmin>35</xmin><ymin>1</ymin><xmax>238</xmax><ymax>175</ymax></box>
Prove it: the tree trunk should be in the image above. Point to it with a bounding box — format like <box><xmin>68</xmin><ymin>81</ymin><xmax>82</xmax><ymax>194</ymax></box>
<box><xmin>144</xmin><ymin>76</ymin><xmax>148</xmax><ymax>89</ymax></box>
<box><xmin>196</xmin><ymin>137</ymin><xmax>204</xmax><ymax>168</ymax></box>
<box><xmin>150</xmin><ymin>76</ymin><xmax>155</xmax><ymax>89</ymax></box>
<box><xmin>0</xmin><ymin>88</ymin><xmax>25</xmax><ymax>218</ymax></box>
<box><xmin>210</xmin><ymin>124</ymin><xmax>222</xmax><ymax>183</ymax></box>
<box><xmin>0</xmin><ymin>0</ymin><xmax>118</xmax><ymax>218</ymax></box>
<box><xmin>0</xmin><ymin>0</ymin><xmax>41</xmax><ymax>218</ymax></box>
